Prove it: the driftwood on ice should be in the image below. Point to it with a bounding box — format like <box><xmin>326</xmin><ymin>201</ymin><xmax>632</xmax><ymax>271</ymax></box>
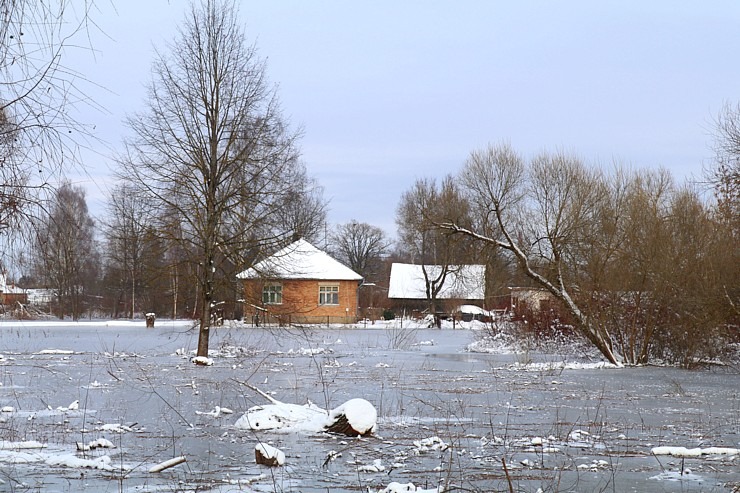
<box><xmin>149</xmin><ymin>456</ymin><xmax>186</xmax><ymax>473</ymax></box>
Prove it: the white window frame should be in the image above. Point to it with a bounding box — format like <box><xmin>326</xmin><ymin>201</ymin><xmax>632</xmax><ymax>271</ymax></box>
<box><xmin>262</xmin><ymin>283</ymin><xmax>282</xmax><ymax>305</ymax></box>
<box><xmin>318</xmin><ymin>284</ymin><xmax>339</xmax><ymax>305</ymax></box>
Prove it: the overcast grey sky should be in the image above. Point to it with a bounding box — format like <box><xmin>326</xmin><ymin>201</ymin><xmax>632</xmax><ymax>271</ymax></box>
<box><xmin>71</xmin><ymin>1</ymin><xmax>740</xmax><ymax>238</ymax></box>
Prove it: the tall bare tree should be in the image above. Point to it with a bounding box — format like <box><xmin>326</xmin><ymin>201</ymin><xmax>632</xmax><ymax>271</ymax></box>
<box><xmin>103</xmin><ymin>182</ymin><xmax>163</xmax><ymax>318</ymax></box>
<box><xmin>120</xmin><ymin>0</ymin><xmax>314</xmax><ymax>358</ymax></box>
<box><xmin>397</xmin><ymin>176</ymin><xmax>475</xmax><ymax>326</ymax></box>
<box><xmin>331</xmin><ymin>220</ymin><xmax>389</xmax><ymax>280</ymax></box>
<box><xmin>274</xmin><ymin>173</ymin><xmax>327</xmax><ymax>244</ymax></box>
<box><xmin>32</xmin><ymin>181</ymin><xmax>99</xmax><ymax>319</ymax></box>
<box><xmin>710</xmin><ymin>102</ymin><xmax>740</xmax><ymax>237</ymax></box>
<box><xmin>440</xmin><ymin>142</ymin><xmax>738</xmax><ymax>365</ymax></box>
<box><xmin>707</xmin><ymin>102</ymin><xmax>740</xmax><ymax>327</ymax></box>
<box><xmin>442</xmin><ymin>143</ymin><xmax>622</xmax><ymax>364</ymax></box>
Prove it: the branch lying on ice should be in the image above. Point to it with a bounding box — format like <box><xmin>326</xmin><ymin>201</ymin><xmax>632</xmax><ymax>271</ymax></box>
<box><xmin>195</xmin><ymin>406</ymin><xmax>234</xmax><ymax>418</ymax></box>
<box><xmin>243</xmin><ymin>383</ymin><xmax>282</xmax><ymax>405</ymax></box>
<box><xmin>149</xmin><ymin>455</ymin><xmax>187</xmax><ymax>473</ymax></box>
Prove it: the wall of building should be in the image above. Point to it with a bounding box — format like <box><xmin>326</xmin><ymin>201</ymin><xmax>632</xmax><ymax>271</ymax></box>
<box><xmin>242</xmin><ymin>279</ymin><xmax>360</xmax><ymax>325</ymax></box>
<box><xmin>510</xmin><ymin>288</ymin><xmax>555</xmax><ymax>312</ymax></box>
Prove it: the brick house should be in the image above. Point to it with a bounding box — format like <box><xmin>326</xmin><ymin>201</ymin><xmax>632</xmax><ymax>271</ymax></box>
<box><xmin>237</xmin><ymin>238</ymin><xmax>363</xmax><ymax>325</ymax></box>
<box><xmin>0</xmin><ymin>272</ymin><xmax>28</xmax><ymax>305</ymax></box>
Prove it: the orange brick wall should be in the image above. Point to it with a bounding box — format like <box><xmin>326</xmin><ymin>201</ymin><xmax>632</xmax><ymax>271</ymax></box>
<box><xmin>242</xmin><ymin>279</ymin><xmax>359</xmax><ymax>324</ymax></box>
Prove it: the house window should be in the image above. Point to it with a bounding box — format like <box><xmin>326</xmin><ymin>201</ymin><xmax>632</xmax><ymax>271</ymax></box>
<box><xmin>262</xmin><ymin>284</ymin><xmax>282</xmax><ymax>304</ymax></box>
<box><xmin>319</xmin><ymin>285</ymin><xmax>339</xmax><ymax>305</ymax></box>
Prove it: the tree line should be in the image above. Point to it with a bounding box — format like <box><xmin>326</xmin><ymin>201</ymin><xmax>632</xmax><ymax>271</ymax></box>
<box><xmin>397</xmin><ymin>137</ymin><xmax>738</xmax><ymax>366</ymax></box>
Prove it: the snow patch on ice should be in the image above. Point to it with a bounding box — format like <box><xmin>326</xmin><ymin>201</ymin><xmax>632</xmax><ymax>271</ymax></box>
<box><xmin>651</xmin><ymin>446</ymin><xmax>739</xmax><ymax>457</ymax></box>
<box><xmin>510</xmin><ymin>361</ymin><xmax>618</xmax><ymax>371</ymax></box>
<box><xmin>192</xmin><ymin>356</ymin><xmax>213</xmax><ymax>366</ymax></box>
<box><xmin>376</xmin><ymin>482</ymin><xmax>443</xmax><ymax>493</ymax></box>
<box><xmin>288</xmin><ymin>347</ymin><xmax>330</xmax><ymax>356</ymax></box>
<box><xmin>650</xmin><ymin>470</ymin><xmax>706</xmax><ymax>482</ymax></box>
<box><xmin>357</xmin><ymin>458</ymin><xmax>385</xmax><ymax>473</ymax></box>
<box><xmin>97</xmin><ymin>423</ymin><xmax>133</xmax><ymax>433</ymax></box>
<box><xmin>0</xmin><ymin>440</ymin><xmax>46</xmax><ymax>450</ymax></box>
<box><xmin>412</xmin><ymin>436</ymin><xmax>449</xmax><ymax>454</ymax></box>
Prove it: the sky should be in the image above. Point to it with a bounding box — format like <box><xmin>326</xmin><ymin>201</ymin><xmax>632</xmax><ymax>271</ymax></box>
<box><xmin>66</xmin><ymin>1</ymin><xmax>740</xmax><ymax>239</ymax></box>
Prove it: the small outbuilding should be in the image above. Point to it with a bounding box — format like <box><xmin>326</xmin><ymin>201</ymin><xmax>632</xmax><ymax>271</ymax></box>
<box><xmin>386</xmin><ymin>263</ymin><xmax>486</xmax><ymax>320</ymax></box>
<box><xmin>237</xmin><ymin>239</ymin><xmax>363</xmax><ymax>325</ymax></box>
<box><xmin>508</xmin><ymin>286</ymin><xmax>556</xmax><ymax>313</ymax></box>
<box><xmin>387</xmin><ymin>263</ymin><xmax>486</xmax><ymax>301</ymax></box>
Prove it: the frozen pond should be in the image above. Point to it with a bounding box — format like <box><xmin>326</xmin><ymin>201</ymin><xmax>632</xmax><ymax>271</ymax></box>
<box><xmin>0</xmin><ymin>320</ymin><xmax>738</xmax><ymax>492</ymax></box>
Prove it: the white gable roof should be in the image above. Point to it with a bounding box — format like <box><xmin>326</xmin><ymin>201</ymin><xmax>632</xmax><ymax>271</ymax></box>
<box><xmin>388</xmin><ymin>263</ymin><xmax>485</xmax><ymax>300</ymax></box>
<box><xmin>236</xmin><ymin>239</ymin><xmax>362</xmax><ymax>281</ymax></box>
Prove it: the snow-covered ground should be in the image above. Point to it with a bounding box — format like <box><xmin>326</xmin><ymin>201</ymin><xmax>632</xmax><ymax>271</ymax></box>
<box><xmin>0</xmin><ymin>319</ymin><xmax>737</xmax><ymax>492</ymax></box>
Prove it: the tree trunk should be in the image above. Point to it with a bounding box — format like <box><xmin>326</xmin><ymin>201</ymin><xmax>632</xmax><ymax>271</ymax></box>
<box><xmin>196</xmin><ymin>253</ymin><xmax>214</xmax><ymax>358</ymax></box>
<box><xmin>170</xmin><ymin>262</ymin><xmax>178</xmax><ymax>320</ymax></box>
<box><xmin>197</xmin><ymin>282</ymin><xmax>211</xmax><ymax>358</ymax></box>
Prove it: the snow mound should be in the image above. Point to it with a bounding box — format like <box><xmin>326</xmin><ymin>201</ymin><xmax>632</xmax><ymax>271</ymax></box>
<box><xmin>76</xmin><ymin>438</ymin><xmax>115</xmax><ymax>451</ymax></box>
<box><xmin>235</xmin><ymin>400</ymin><xmax>326</xmax><ymax>431</ymax></box>
<box><xmin>412</xmin><ymin>436</ymin><xmax>449</xmax><ymax>454</ymax></box>
<box><xmin>326</xmin><ymin>398</ymin><xmax>377</xmax><ymax>436</ymax></box>
<box><xmin>192</xmin><ymin>356</ymin><xmax>213</xmax><ymax>366</ymax></box>
<box><xmin>377</xmin><ymin>482</ymin><xmax>443</xmax><ymax>493</ymax></box>
<box><xmin>234</xmin><ymin>389</ymin><xmax>377</xmax><ymax>435</ymax></box>
<box><xmin>255</xmin><ymin>443</ymin><xmax>285</xmax><ymax>466</ymax></box>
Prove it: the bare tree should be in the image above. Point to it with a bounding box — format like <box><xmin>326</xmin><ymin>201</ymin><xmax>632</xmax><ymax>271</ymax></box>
<box><xmin>442</xmin><ymin>143</ymin><xmax>621</xmax><ymax>364</ymax></box>
<box><xmin>579</xmin><ymin>168</ymin><xmax>675</xmax><ymax>364</ymax></box>
<box><xmin>442</xmin><ymin>143</ymin><xmax>739</xmax><ymax>365</ymax></box>
<box><xmin>32</xmin><ymin>181</ymin><xmax>99</xmax><ymax>319</ymax></box>
<box><xmin>1</xmin><ymin>1</ymin><xmax>98</xmax><ymax>234</ymax></box>
<box><xmin>706</xmin><ymin>103</ymin><xmax>740</xmax><ymax>332</ymax></box>
<box><xmin>120</xmin><ymin>0</ymin><xmax>314</xmax><ymax>358</ymax></box>
<box><xmin>103</xmin><ymin>182</ymin><xmax>162</xmax><ymax>318</ymax></box>
<box><xmin>331</xmin><ymin>221</ymin><xmax>389</xmax><ymax>280</ymax></box>
<box><xmin>397</xmin><ymin>176</ymin><xmax>475</xmax><ymax>326</ymax></box>
<box><xmin>274</xmin><ymin>173</ymin><xmax>328</xmax><ymax>244</ymax></box>
<box><xmin>709</xmin><ymin>102</ymin><xmax>740</xmax><ymax>236</ymax></box>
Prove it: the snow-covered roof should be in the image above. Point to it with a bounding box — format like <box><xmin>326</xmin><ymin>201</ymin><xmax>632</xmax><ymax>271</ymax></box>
<box><xmin>236</xmin><ymin>239</ymin><xmax>362</xmax><ymax>281</ymax></box>
<box><xmin>387</xmin><ymin>263</ymin><xmax>485</xmax><ymax>300</ymax></box>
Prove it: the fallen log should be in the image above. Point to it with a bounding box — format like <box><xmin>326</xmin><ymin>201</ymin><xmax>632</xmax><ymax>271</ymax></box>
<box><xmin>149</xmin><ymin>455</ymin><xmax>186</xmax><ymax>473</ymax></box>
